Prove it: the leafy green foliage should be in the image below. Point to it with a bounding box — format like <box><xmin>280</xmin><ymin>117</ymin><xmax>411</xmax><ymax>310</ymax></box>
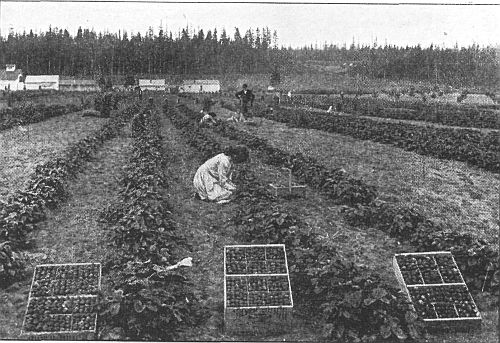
<box><xmin>100</xmin><ymin>104</ymin><xmax>204</xmax><ymax>340</ymax></box>
<box><xmin>344</xmin><ymin>202</ymin><xmax>499</xmax><ymax>294</ymax></box>
<box><xmin>0</xmin><ymin>104</ymin><xmax>136</xmax><ymax>288</ymax></box>
<box><xmin>289</xmin><ymin>93</ymin><xmax>499</xmax><ymax>129</ymax></box>
<box><xmin>0</xmin><ymin>103</ymin><xmax>82</xmax><ymax>132</ymax></box>
<box><xmin>100</xmin><ymin>262</ymin><xmax>204</xmax><ymax>341</ymax></box>
<box><xmin>258</xmin><ymin>106</ymin><xmax>500</xmax><ymax>173</ymax></box>
<box><xmin>178</xmin><ymin>104</ymin><xmax>377</xmax><ymax>206</ymax></box>
<box><xmin>166</xmin><ymin>101</ymin><xmax>423</xmax><ymax>342</ymax></box>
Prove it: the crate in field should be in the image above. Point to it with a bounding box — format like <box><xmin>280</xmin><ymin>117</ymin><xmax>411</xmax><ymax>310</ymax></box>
<box><xmin>269</xmin><ymin>167</ymin><xmax>306</xmax><ymax>198</ymax></box>
<box><xmin>21</xmin><ymin>263</ymin><xmax>101</xmax><ymax>340</ymax></box>
<box><xmin>393</xmin><ymin>252</ymin><xmax>481</xmax><ymax>331</ymax></box>
<box><xmin>268</xmin><ymin>183</ymin><xmax>306</xmax><ymax>197</ymax></box>
<box><xmin>224</xmin><ymin>244</ymin><xmax>293</xmax><ymax>335</ymax></box>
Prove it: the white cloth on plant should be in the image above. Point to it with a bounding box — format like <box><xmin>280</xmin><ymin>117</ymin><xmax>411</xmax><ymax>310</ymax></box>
<box><xmin>193</xmin><ymin>153</ymin><xmax>236</xmax><ymax>201</ymax></box>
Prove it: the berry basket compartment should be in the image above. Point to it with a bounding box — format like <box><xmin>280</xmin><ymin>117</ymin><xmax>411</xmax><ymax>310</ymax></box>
<box><xmin>393</xmin><ymin>252</ymin><xmax>481</xmax><ymax>331</ymax></box>
<box><xmin>224</xmin><ymin>244</ymin><xmax>293</xmax><ymax>336</ymax></box>
<box><xmin>394</xmin><ymin>251</ymin><xmax>464</xmax><ymax>286</ymax></box>
<box><xmin>21</xmin><ymin>263</ymin><xmax>102</xmax><ymax>340</ymax></box>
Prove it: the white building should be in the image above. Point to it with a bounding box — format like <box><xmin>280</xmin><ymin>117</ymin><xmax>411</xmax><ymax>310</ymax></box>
<box><xmin>179</xmin><ymin>80</ymin><xmax>220</xmax><ymax>93</ymax></box>
<box><xmin>25</xmin><ymin>75</ymin><xmax>60</xmax><ymax>90</ymax></box>
<box><xmin>0</xmin><ymin>64</ymin><xmax>23</xmax><ymax>91</ymax></box>
<box><xmin>138</xmin><ymin>79</ymin><xmax>166</xmax><ymax>91</ymax></box>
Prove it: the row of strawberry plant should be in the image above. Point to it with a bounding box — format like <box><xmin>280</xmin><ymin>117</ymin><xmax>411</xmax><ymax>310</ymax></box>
<box><xmin>99</xmin><ymin>103</ymin><xmax>204</xmax><ymax>341</ymax></box>
<box><xmin>0</xmin><ymin>103</ymin><xmax>136</xmax><ymax>287</ymax></box>
<box><xmin>218</xmin><ymin>101</ymin><xmax>499</xmax><ymax>294</ymax></box>
<box><xmin>165</xmin><ymin>102</ymin><xmax>423</xmax><ymax>342</ymax></box>
<box><xmin>178</xmin><ymin>104</ymin><xmax>377</xmax><ymax>206</ymax></box>
<box><xmin>0</xmin><ymin>103</ymin><xmax>84</xmax><ymax>131</ymax></box>
<box><xmin>201</xmin><ymin>98</ymin><xmax>499</xmax><ymax>294</ymax></box>
<box><xmin>344</xmin><ymin>201</ymin><xmax>499</xmax><ymax>294</ymax></box>
<box><xmin>290</xmin><ymin>94</ymin><xmax>500</xmax><ymax>129</ymax></box>
<box><xmin>256</xmin><ymin>106</ymin><xmax>500</xmax><ymax>173</ymax></box>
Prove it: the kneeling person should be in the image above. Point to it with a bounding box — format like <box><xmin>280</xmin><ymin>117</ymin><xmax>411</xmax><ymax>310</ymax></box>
<box><xmin>193</xmin><ymin>146</ymin><xmax>249</xmax><ymax>203</ymax></box>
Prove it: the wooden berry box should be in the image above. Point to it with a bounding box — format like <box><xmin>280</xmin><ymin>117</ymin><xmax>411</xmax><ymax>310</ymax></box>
<box><xmin>393</xmin><ymin>252</ymin><xmax>481</xmax><ymax>331</ymax></box>
<box><xmin>21</xmin><ymin>263</ymin><xmax>101</xmax><ymax>340</ymax></box>
<box><xmin>224</xmin><ymin>244</ymin><xmax>293</xmax><ymax>335</ymax></box>
<box><xmin>268</xmin><ymin>183</ymin><xmax>306</xmax><ymax>197</ymax></box>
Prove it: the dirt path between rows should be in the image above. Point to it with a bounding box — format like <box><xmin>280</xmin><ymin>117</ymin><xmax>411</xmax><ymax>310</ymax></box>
<box><xmin>0</xmin><ymin>125</ymin><xmax>133</xmax><ymax>339</ymax></box>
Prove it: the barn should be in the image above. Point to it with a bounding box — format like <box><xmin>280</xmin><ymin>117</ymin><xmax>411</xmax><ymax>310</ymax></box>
<box><xmin>138</xmin><ymin>79</ymin><xmax>166</xmax><ymax>91</ymax></box>
<box><xmin>25</xmin><ymin>75</ymin><xmax>60</xmax><ymax>90</ymax></box>
<box><xmin>59</xmin><ymin>79</ymin><xmax>99</xmax><ymax>92</ymax></box>
<box><xmin>179</xmin><ymin>80</ymin><xmax>220</xmax><ymax>93</ymax></box>
<box><xmin>0</xmin><ymin>64</ymin><xmax>24</xmax><ymax>91</ymax></box>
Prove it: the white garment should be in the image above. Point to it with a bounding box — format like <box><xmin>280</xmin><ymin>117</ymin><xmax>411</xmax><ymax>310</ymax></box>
<box><xmin>200</xmin><ymin>113</ymin><xmax>215</xmax><ymax>124</ymax></box>
<box><xmin>193</xmin><ymin>153</ymin><xmax>236</xmax><ymax>201</ymax></box>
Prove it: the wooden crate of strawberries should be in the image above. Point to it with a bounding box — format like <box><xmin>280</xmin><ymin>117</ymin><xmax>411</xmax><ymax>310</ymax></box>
<box><xmin>21</xmin><ymin>263</ymin><xmax>101</xmax><ymax>340</ymax></box>
<box><xmin>393</xmin><ymin>252</ymin><xmax>481</xmax><ymax>331</ymax></box>
<box><xmin>224</xmin><ymin>244</ymin><xmax>293</xmax><ymax>335</ymax></box>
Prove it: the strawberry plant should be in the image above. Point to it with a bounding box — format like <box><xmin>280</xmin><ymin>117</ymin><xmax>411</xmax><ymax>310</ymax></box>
<box><xmin>100</xmin><ymin>103</ymin><xmax>205</xmax><ymax>340</ymax></box>
<box><xmin>0</xmin><ymin>104</ymin><xmax>137</xmax><ymax>288</ymax></box>
<box><xmin>345</xmin><ymin>202</ymin><xmax>498</xmax><ymax>293</ymax></box>
<box><xmin>288</xmin><ymin>93</ymin><xmax>500</xmax><ymax>129</ymax></box>
<box><xmin>0</xmin><ymin>103</ymin><xmax>84</xmax><ymax>132</ymax></box>
<box><xmin>166</xmin><ymin>101</ymin><xmax>423</xmax><ymax>341</ymax></box>
<box><xmin>255</xmin><ymin>106</ymin><xmax>499</xmax><ymax>173</ymax></box>
<box><xmin>100</xmin><ymin>262</ymin><xmax>204</xmax><ymax>341</ymax></box>
<box><xmin>176</xmin><ymin>104</ymin><xmax>377</xmax><ymax>206</ymax></box>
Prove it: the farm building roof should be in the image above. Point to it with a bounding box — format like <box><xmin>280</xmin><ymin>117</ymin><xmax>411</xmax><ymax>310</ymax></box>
<box><xmin>182</xmin><ymin>79</ymin><xmax>220</xmax><ymax>85</ymax></box>
<box><xmin>25</xmin><ymin>75</ymin><xmax>59</xmax><ymax>83</ymax></box>
<box><xmin>0</xmin><ymin>69</ymin><xmax>22</xmax><ymax>81</ymax></box>
<box><xmin>139</xmin><ymin>79</ymin><xmax>166</xmax><ymax>85</ymax></box>
<box><xmin>59</xmin><ymin>79</ymin><xmax>97</xmax><ymax>86</ymax></box>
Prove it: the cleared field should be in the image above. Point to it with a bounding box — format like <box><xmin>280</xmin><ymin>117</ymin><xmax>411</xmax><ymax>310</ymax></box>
<box><xmin>231</xmin><ymin>116</ymin><xmax>498</xmax><ymax>246</ymax></box>
<box><xmin>0</xmin><ymin>111</ymin><xmax>106</xmax><ymax>200</ymax></box>
<box><xmin>200</xmin><ymin>100</ymin><xmax>499</xmax><ymax>247</ymax></box>
<box><xmin>168</xmin><ymin>98</ymin><xmax>498</xmax><ymax>342</ymax></box>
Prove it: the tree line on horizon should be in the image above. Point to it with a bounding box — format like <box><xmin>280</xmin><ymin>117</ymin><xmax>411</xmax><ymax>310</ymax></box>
<box><xmin>0</xmin><ymin>26</ymin><xmax>497</xmax><ymax>89</ymax></box>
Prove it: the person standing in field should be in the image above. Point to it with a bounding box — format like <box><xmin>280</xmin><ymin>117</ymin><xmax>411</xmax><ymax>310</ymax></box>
<box><xmin>193</xmin><ymin>146</ymin><xmax>249</xmax><ymax>204</ymax></box>
<box><xmin>235</xmin><ymin>84</ymin><xmax>255</xmax><ymax>117</ymax></box>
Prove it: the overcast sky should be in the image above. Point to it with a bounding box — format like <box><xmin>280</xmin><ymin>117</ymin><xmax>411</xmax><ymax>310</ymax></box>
<box><xmin>0</xmin><ymin>1</ymin><xmax>499</xmax><ymax>48</ymax></box>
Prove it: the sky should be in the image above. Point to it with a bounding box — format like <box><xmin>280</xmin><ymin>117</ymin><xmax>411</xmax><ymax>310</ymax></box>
<box><xmin>0</xmin><ymin>1</ymin><xmax>499</xmax><ymax>48</ymax></box>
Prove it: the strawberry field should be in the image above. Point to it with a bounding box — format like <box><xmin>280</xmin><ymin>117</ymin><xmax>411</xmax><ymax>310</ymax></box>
<box><xmin>0</xmin><ymin>91</ymin><xmax>497</xmax><ymax>342</ymax></box>
<box><xmin>287</xmin><ymin>93</ymin><xmax>500</xmax><ymax>130</ymax></box>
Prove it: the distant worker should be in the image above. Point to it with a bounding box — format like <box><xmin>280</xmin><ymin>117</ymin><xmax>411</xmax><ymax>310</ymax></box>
<box><xmin>273</xmin><ymin>92</ymin><xmax>281</xmax><ymax>106</ymax></box>
<box><xmin>199</xmin><ymin>111</ymin><xmax>217</xmax><ymax>126</ymax></box>
<box><xmin>337</xmin><ymin>91</ymin><xmax>345</xmax><ymax>112</ymax></box>
<box><xmin>235</xmin><ymin>84</ymin><xmax>255</xmax><ymax>117</ymax></box>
